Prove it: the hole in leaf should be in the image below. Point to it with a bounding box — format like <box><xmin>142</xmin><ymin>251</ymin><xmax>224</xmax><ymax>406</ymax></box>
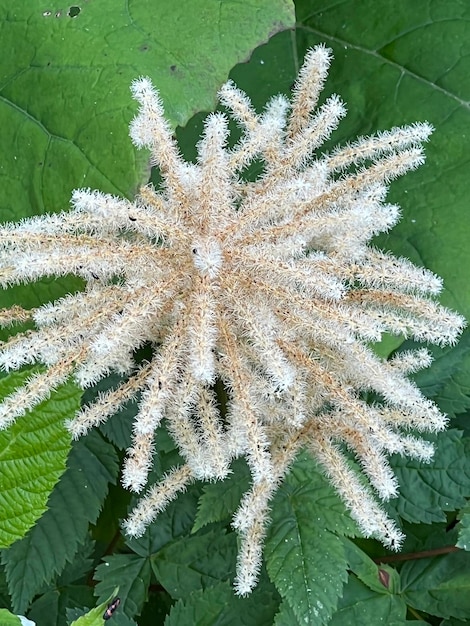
<box><xmin>68</xmin><ymin>5</ymin><xmax>81</xmax><ymax>17</ymax></box>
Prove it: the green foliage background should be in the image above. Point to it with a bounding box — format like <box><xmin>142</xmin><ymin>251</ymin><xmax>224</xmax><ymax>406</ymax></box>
<box><xmin>0</xmin><ymin>1</ymin><xmax>470</xmax><ymax>624</ymax></box>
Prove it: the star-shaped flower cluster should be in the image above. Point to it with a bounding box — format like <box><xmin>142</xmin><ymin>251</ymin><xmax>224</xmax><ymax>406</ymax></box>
<box><xmin>0</xmin><ymin>46</ymin><xmax>465</xmax><ymax>594</ymax></box>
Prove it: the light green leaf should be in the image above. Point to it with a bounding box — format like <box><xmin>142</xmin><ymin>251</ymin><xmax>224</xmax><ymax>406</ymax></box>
<box><xmin>401</xmin><ymin>548</ymin><xmax>470</xmax><ymax>619</ymax></box>
<box><xmin>265</xmin><ymin>465</ymin><xmax>349</xmax><ymax>625</ymax></box>
<box><xmin>0</xmin><ymin>609</ymin><xmax>22</xmax><ymax>625</ymax></box>
<box><xmin>0</xmin><ymin>370</ymin><xmax>79</xmax><ymax>549</ymax></box>
<box><xmin>0</xmin><ymin>0</ymin><xmax>294</xmax><ymax>221</ymax></box>
<box><xmin>2</xmin><ymin>430</ymin><xmax>119</xmax><ymax>613</ymax></box>
<box><xmin>388</xmin><ymin>430</ymin><xmax>470</xmax><ymax>524</ymax></box>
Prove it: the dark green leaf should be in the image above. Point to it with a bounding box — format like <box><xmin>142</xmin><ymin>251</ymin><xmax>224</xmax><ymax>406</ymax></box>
<box><xmin>151</xmin><ymin>529</ymin><xmax>237</xmax><ymax>599</ymax></box>
<box><xmin>193</xmin><ymin>459</ymin><xmax>250</xmax><ymax>533</ymax></box>
<box><xmin>401</xmin><ymin>548</ymin><xmax>470</xmax><ymax>619</ymax></box>
<box><xmin>94</xmin><ymin>554</ymin><xmax>152</xmax><ymax>619</ymax></box>
<box><xmin>342</xmin><ymin>538</ymin><xmax>400</xmax><ymax>595</ymax></box>
<box><xmin>328</xmin><ymin>574</ymin><xmax>407</xmax><ymax>626</ymax></box>
<box><xmin>457</xmin><ymin>508</ymin><xmax>470</xmax><ymax>551</ymax></box>
<box><xmin>2</xmin><ymin>431</ymin><xmax>118</xmax><ymax>613</ymax></box>
<box><xmin>126</xmin><ymin>488</ymin><xmax>199</xmax><ymax>557</ymax></box>
<box><xmin>266</xmin><ymin>461</ymin><xmax>350</xmax><ymax>625</ymax></box>
<box><xmin>165</xmin><ymin>581</ymin><xmax>279</xmax><ymax>626</ymax></box>
<box><xmin>398</xmin><ymin>331</ymin><xmax>470</xmax><ymax>417</ymax></box>
<box><xmin>388</xmin><ymin>430</ymin><xmax>470</xmax><ymax>524</ymax></box>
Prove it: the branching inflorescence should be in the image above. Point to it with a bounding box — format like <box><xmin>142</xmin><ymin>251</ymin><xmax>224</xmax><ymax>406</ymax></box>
<box><xmin>0</xmin><ymin>46</ymin><xmax>465</xmax><ymax>594</ymax></box>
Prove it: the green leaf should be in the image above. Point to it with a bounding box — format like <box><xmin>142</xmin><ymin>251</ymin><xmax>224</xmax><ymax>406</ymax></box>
<box><xmin>0</xmin><ymin>0</ymin><xmax>294</xmax><ymax>221</ymax></box>
<box><xmin>398</xmin><ymin>331</ymin><xmax>470</xmax><ymax>417</ymax></box>
<box><xmin>0</xmin><ymin>370</ymin><xmax>79</xmax><ymax>548</ymax></box>
<box><xmin>265</xmin><ymin>457</ymin><xmax>350</xmax><ymax>625</ymax></box>
<box><xmin>342</xmin><ymin>538</ymin><xmax>400</xmax><ymax>595</ymax></box>
<box><xmin>193</xmin><ymin>459</ymin><xmax>250</xmax><ymax>533</ymax></box>
<box><xmin>151</xmin><ymin>529</ymin><xmax>237</xmax><ymax>599</ymax></box>
<box><xmin>401</xmin><ymin>548</ymin><xmax>470</xmax><ymax>619</ymax></box>
<box><xmin>457</xmin><ymin>509</ymin><xmax>470</xmax><ymax>551</ymax></box>
<box><xmin>387</xmin><ymin>430</ymin><xmax>470</xmax><ymax>524</ymax></box>
<box><xmin>278</xmin><ymin>451</ymin><xmax>358</xmax><ymax>535</ymax></box>
<box><xmin>0</xmin><ymin>609</ymin><xmax>21</xmax><ymax>625</ymax></box>
<box><xmin>94</xmin><ymin>554</ymin><xmax>152</xmax><ymax>619</ymax></box>
<box><xmin>126</xmin><ymin>487</ymin><xmax>199</xmax><ymax>557</ymax></box>
<box><xmin>2</xmin><ymin>430</ymin><xmax>119</xmax><ymax>613</ymax></box>
<box><xmin>294</xmin><ymin>0</ymin><xmax>470</xmax><ymax>314</ymax></box>
<box><xmin>273</xmin><ymin>601</ymin><xmax>302</xmax><ymax>626</ymax></box>
<box><xmin>69</xmin><ymin>588</ymin><xmax>119</xmax><ymax>626</ymax></box>
<box><xmin>165</xmin><ymin>581</ymin><xmax>280</xmax><ymax>626</ymax></box>
<box><xmin>328</xmin><ymin>574</ymin><xmax>407</xmax><ymax>626</ymax></box>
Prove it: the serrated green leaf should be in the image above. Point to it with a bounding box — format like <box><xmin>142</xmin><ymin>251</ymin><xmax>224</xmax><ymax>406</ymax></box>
<box><xmin>457</xmin><ymin>509</ymin><xmax>470</xmax><ymax>551</ymax></box>
<box><xmin>401</xmin><ymin>548</ymin><xmax>470</xmax><ymax>619</ymax></box>
<box><xmin>0</xmin><ymin>0</ymin><xmax>294</xmax><ymax>222</ymax></box>
<box><xmin>0</xmin><ymin>371</ymin><xmax>79</xmax><ymax>548</ymax></box>
<box><xmin>193</xmin><ymin>459</ymin><xmax>250</xmax><ymax>533</ymax></box>
<box><xmin>266</xmin><ymin>470</ymin><xmax>349</xmax><ymax>626</ymax></box>
<box><xmin>165</xmin><ymin>581</ymin><xmax>279</xmax><ymax>626</ymax></box>
<box><xmin>342</xmin><ymin>538</ymin><xmax>400</xmax><ymax>595</ymax></box>
<box><xmin>2</xmin><ymin>430</ymin><xmax>119</xmax><ymax>613</ymax></box>
<box><xmin>94</xmin><ymin>554</ymin><xmax>152</xmax><ymax>619</ymax></box>
<box><xmin>283</xmin><ymin>452</ymin><xmax>359</xmax><ymax>536</ymax></box>
<box><xmin>151</xmin><ymin>529</ymin><xmax>237</xmax><ymax>599</ymax></box>
<box><xmin>328</xmin><ymin>574</ymin><xmax>407</xmax><ymax>626</ymax></box>
<box><xmin>387</xmin><ymin>430</ymin><xmax>470</xmax><ymax>524</ymax></box>
<box><xmin>273</xmin><ymin>600</ymin><xmax>301</xmax><ymax>626</ymax></box>
<box><xmin>0</xmin><ymin>609</ymin><xmax>22</xmax><ymax>625</ymax></box>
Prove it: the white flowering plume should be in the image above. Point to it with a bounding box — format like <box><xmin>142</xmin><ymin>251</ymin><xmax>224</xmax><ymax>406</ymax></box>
<box><xmin>0</xmin><ymin>46</ymin><xmax>465</xmax><ymax>594</ymax></box>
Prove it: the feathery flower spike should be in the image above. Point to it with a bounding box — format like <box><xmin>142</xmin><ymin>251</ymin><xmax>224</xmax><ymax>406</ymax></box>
<box><xmin>0</xmin><ymin>45</ymin><xmax>465</xmax><ymax>595</ymax></box>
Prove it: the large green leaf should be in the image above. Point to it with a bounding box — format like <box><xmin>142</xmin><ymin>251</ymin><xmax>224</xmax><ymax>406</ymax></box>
<box><xmin>193</xmin><ymin>458</ymin><xmax>251</xmax><ymax>533</ymax></box>
<box><xmin>327</xmin><ymin>574</ymin><xmax>408</xmax><ymax>626</ymax></box>
<box><xmin>1</xmin><ymin>430</ymin><xmax>119</xmax><ymax>613</ymax></box>
<box><xmin>94</xmin><ymin>554</ymin><xmax>152</xmax><ymax>620</ymax></box>
<box><xmin>265</xmin><ymin>456</ymin><xmax>351</xmax><ymax>625</ymax></box>
<box><xmin>294</xmin><ymin>0</ymin><xmax>470</xmax><ymax>314</ymax></box>
<box><xmin>0</xmin><ymin>0</ymin><xmax>295</xmax><ymax>220</ymax></box>
<box><xmin>151</xmin><ymin>529</ymin><xmax>237</xmax><ymax>599</ymax></box>
<box><xmin>0</xmin><ymin>370</ymin><xmax>79</xmax><ymax>549</ymax></box>
<box><xmin>401</xmin><ymin>547</ymin><xmax>470</xmax><ymax>619</ymax></box>
<box><xmin>398</xmin><ymin>331</ymin><xmax>470</xmax><ymax>417</ymax></box>
<box><xmin>387</xmin><ymin>430</ymin><xmax>470</xmax><ymax>524</ymax></box>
